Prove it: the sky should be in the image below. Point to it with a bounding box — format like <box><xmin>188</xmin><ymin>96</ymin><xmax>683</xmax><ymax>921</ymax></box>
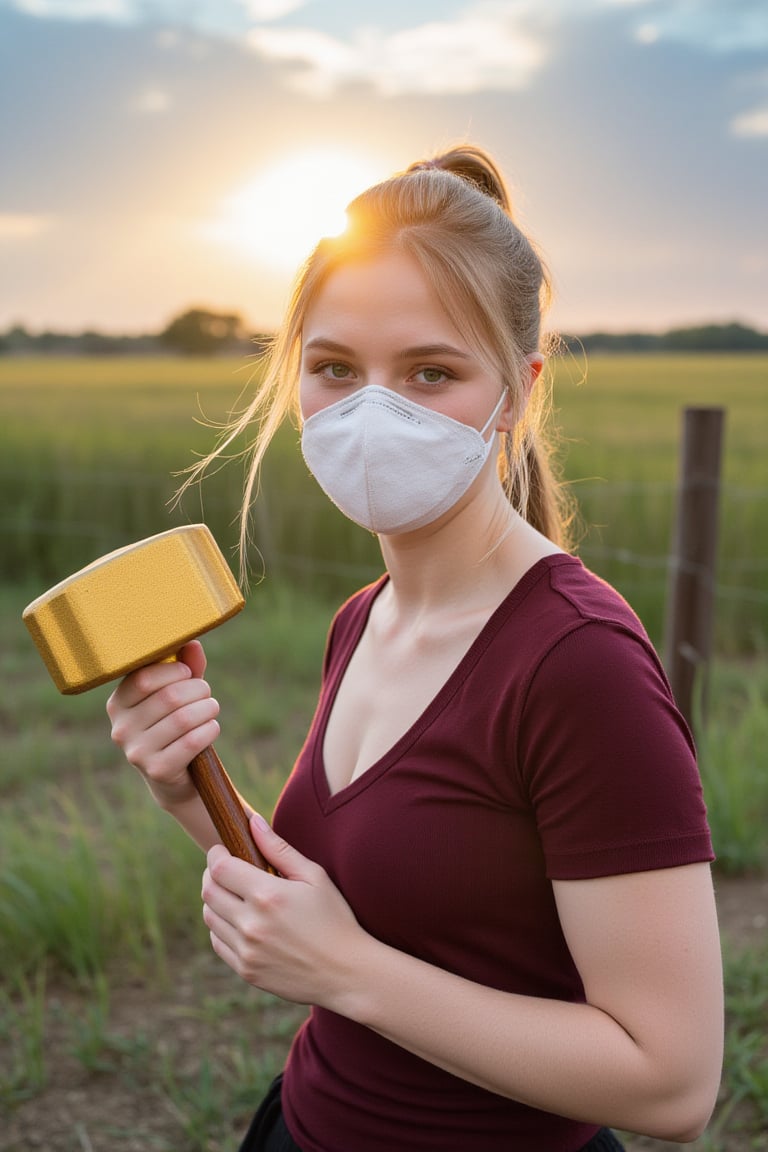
<box><xmin>1</xmin><ymin>0</ymin><xmax>767</xmax><ymax>337</ymax></box>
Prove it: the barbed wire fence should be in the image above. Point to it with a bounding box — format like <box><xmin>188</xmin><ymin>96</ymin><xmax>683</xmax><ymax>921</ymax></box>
<box><xmin>4</xmin><ymin>460</ymin><xmax>767</xmax><ymax>720</ymax></box>
<box><xmin>3</xmin><ymin>483</ymin><xmax>766</xmax><ymax>589</ymax></box>
<box><xmin>4</xmin><ymin>503</ymin><xmax>767</xmax><ymax>580</ymax></box>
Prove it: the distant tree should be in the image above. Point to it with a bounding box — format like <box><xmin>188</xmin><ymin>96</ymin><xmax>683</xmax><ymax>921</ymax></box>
<box><xmin>663</xmin><ymin>323</ymin><xmax>768</xmax><ymax>352</ymax></box>
<box><xmin>3</xmin><ymin>324</ymin><xmax>34</xmax><ymax>354</ymax></box>
<box><xmin>79</xmin><ymin>329</ymin><xmax>121</xmax><ymax>355</ymax></box>
<box><xmin>571</xmin><ymin>331</ymin><xmax>662</xmax><ymax>354</ymax></box>
<box><xmin>36</xmin><ymin>329</ymin><xmax>76</xmax><ymax>353</ymax></box>
<box><xmin>565</xmin><ymin>321</ymin><xmax>768</xmax><ymax>355</ymax></box>
<box><xmin>159</xmin><ymin>307</ymin><xmax>247</xmax><ymax>356</ymax></box>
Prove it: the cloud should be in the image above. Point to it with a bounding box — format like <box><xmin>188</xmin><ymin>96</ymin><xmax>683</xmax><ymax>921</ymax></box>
<box><xmin>12</xmin><ymin>0</ymin><xmax>133</xmax><ymax>19</ymax></box>
<box><xmin>731</xmin><ymin>106</ymin><xmax>768</xmax><ymax>137</ymax></box>
<box><xmin>243</xmin><ymin>0</ymin><xmax>310</xmax><ymax>20</ymax></box>
<box><xmin>246</xmin><ymin>10</ymin><xmax>546</xmax><ymax>96</ymax></box>
<box><xmin>1</xmin><ymin>0</ymin><xmax>766</xmax><ymax>332</ymax></box>
<box><xmin>624</xmin><ymin>0</ymin><xmax>768</xmax><ymax>53</ymax></box>
<box><xmin>241</xmin><ymin>0</ymin><xmax>767</xmax><ymax>97</ymax></box>
<box><xmin>8</xmin><ymin>0</ymin><xmax>766</xmax><ymax>63</ymax></box>
<box><xmin>130</xmin><ymin>85</ymin><xmax>172</xmax><ymax>114</ymax></box>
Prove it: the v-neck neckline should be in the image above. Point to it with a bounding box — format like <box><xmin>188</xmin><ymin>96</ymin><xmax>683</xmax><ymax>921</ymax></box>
<box><xmin>313</xmin><ymin>553</ymin><xmax>578</xmax><ymax>813</ymax></box>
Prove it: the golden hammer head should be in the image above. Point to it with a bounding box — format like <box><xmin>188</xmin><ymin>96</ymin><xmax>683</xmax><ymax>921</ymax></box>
<box><xmin>23</xmin><ymin>525</ymin><xmax>245</xmax><ymax>694</ymax></box>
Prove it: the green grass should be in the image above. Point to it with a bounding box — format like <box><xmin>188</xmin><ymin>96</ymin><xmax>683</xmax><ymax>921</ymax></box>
<box><xmin>2</xmin><ymin>573</ymin><xmax>766</xmax><ymax>989</ymax></box>
<box><xmin>0</xmin><ymin>581</ymin><xmax>331</xmax><ymax>988</ymax></box>
<box><xmin>696</xmin><ymin>663</ymin><xmax>768</xmax><ymax>874</ymax></box>
<box><xmin>0</xmin><ymin>353</ymin><xmax>766</xmax><ymax>1147</ymax></box>
<box><xmin>1</xmin><ymin>353</ymin><xmax>766</xmax><ymax>649</ymax></box>
<box><xmin>553</xmin><ymin>352</ymin><xmax>767</xmax><ymax>650</ymax></box>
<box><xmin>1</xmin><ymin>574</ymin><xmax>767</xmax><ymax>1147</ymax></box>
<box><xmin>1</xmin><ymin>576</ymin><xmax>327</xmax><ymax>1144</ymax></box>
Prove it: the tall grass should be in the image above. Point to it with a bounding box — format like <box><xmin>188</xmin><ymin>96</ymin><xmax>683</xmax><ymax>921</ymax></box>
<box><xmin>0</xmin><ymin>579</ymin><xmax>332</xmax><ymax>988</ymax></box>
<box><xmin>696</xmin><ymin>663</ymin><xmax>768</xmax><ymax>874</ymax></box>
<box><xmin>1</xmin><ymin>577</ymin><xmax>766</xmax><ymax>1147</ymax></box>
<box><xmin>1</xmin><ymin>573</ymin><xmax>767</xmax><ymax>1148</ymax></box>
<box><xmin>2</xmin><ymin>354</ymin><xmax>765</xmax><ymax>1148</ymax></box>
<box><xmin>1</xmin><ymin>353</ymin><xmax>766</xmax><ymax>650</ymax></box>
<box><xmin>1</xmin><ymin>578</ymin><xmax>766</xmax><ymax>991</ymax></box>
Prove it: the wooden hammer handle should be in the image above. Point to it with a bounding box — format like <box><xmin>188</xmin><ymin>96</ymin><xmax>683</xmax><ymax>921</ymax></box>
<box><xmin>188</xmin><ymin>746</ymin><xmax>269</xmax><ymax>870</ymax></box>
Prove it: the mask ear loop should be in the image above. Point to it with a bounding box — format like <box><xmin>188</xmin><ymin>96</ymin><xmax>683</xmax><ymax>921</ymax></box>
<box><xmin>502</xmin><ymin>428</ymin><xmax>517</xmax><ymax>491</ymax></box>
<box><xmin>497</xmin><ymin>384</ymin><xmax>523</xmax><ymax>502</ymax></box>
<box><xmin>480</xmin><ymin>390</ymin><xmax>508</xmax><ymax>440</ymax></box>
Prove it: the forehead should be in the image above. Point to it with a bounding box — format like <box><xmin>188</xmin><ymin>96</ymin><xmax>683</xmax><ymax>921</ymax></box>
<box><xmin>302</xmin><ymin>250</ymin><xmax>469</xmax><ymax>349</ymax></box>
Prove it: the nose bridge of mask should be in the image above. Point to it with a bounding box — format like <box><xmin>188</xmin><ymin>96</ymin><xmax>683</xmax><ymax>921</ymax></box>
<box><xmin>372</xmin><ymin>384</ymin><xmax>507</xmax><ymax>442</ymax></box>
<box><xmin>320</xmin><ymin>383</ymin><xmax>506</xmax><ymax>442</ymax></box>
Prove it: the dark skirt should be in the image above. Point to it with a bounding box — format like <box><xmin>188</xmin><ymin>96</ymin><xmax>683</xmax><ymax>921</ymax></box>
<box><xmin>237</xmin><ymin>1074</ymin><xmax>627</xmax><ymax>1152</ymax></box>
<box><xmin>238</xmin><ymin>1075</ymin><xmax>301</xmax><ymax>1152</ymax></box>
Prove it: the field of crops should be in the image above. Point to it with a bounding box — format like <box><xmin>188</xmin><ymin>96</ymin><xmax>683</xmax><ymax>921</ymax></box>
<box><xmin>1</xmin><ymin>354</ymin><xmax>767</xmax><ymax>1151</ymax></box>
<box><xmin>1</xmin><ymin>352</ymin><xmax>766</xmax><ymax>651</ymax></box>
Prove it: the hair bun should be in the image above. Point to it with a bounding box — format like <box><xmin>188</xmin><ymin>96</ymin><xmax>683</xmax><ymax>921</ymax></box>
<box><xmin>410</xmin><ymin>145</ymin><xmax>512</xmax><ymax>214</ymax></box>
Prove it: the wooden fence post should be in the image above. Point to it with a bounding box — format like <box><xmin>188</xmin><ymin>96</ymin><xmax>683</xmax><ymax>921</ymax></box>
<box><xmin>663</xmin><ymin>406</ymin><xmax>725</xmax><ymax>731</ymax></box>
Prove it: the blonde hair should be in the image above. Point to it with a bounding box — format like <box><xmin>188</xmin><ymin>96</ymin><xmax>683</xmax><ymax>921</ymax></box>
<box><xmin>179</xmin><ymin>144</ymin><xmax>573</xmax><ymax>579</ymax></box>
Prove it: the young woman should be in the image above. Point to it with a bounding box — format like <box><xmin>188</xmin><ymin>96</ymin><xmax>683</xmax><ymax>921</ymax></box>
<box><xmin>107</xmin><ymin>145</ymin><xmax>723</xmax><ymax>1152</ymax></box>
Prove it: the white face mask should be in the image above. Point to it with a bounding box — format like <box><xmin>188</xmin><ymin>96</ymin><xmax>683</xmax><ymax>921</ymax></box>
<box><xmin>300</xmin><ymin>385</ymin><xmax>505</xmax><ymax>534</ymax></box>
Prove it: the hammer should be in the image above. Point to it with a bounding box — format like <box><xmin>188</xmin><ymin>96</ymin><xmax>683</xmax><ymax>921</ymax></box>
<box><xmin>22</xmin><ymin>524</ymin><xmax>268</xmax><ymax>869</ymax></box>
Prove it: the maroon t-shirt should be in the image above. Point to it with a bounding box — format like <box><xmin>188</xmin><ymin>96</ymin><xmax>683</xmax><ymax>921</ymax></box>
<box><xmin>273</xmin><ymin>555</ymin><xmax>713</xmax><ymax>1152</ymax></box>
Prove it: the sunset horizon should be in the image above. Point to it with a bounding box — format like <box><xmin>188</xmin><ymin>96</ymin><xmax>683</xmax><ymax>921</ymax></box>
<box><xmin>2</xmin><ymin>0</ymin><xmax>767</xmax><ymax>338</ymax></box>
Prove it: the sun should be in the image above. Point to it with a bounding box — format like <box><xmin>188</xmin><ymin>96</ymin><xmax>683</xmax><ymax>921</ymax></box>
<box><xmin>207</xmin><ymin>148</ymin><xmax>384</xmax><ymax>272</ymax></box>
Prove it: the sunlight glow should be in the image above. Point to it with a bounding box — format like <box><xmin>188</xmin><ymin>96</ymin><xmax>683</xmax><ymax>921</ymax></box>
<box><xmin>205</xmin><ymin>149</ymin><xmax>383</xmax><ymax>271</ymax></box>
<box><xmin>0</xmin><ymin>214</ymin><xmax>54</xmax><ymax>240</ymax></box>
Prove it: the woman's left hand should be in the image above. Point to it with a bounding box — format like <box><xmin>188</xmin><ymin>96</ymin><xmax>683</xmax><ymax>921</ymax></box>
<box><xmin>201</xmin><ymin>813</ymin><xmax>364</xmax><ymax>1006</ymax></box>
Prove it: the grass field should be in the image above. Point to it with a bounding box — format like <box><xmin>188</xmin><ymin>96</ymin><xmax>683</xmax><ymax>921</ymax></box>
<box><xmin>1</xmin><ymin>353</ymin><xmax>767</xmax><ymax>1149</ymax></box>
<box><xmin>1</xmin><ymin>576</ymin><xmax>767</xmax><ymax>1151</ymax></box>
<box><xmin>1</xmin><ymin>352</ymin><xmax>766</xmax><ymax>649</ymax></box>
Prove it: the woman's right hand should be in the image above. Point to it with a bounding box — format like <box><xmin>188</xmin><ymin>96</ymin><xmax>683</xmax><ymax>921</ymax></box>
<box><xmin>106</xmin><ymin>640</ymin><xmax>221</xmax><ymax>810</ymax></box>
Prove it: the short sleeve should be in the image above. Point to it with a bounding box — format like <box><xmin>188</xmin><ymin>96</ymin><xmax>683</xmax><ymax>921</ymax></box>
<box><xmin>517</xmin><ymin>621</ymin><xmax>714</xmax><ymax>879</ymax></box>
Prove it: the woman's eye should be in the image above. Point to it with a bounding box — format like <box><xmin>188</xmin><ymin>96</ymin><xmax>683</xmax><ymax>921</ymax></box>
<box><xmin>312</xmin><ymin>361</ymin><xmax>353</xmax><ymax>380</ymax></box>
<box><xmin>414</xmin><ymin>367</ymin><xmax>449</xmax><ymax>385</ymax></box>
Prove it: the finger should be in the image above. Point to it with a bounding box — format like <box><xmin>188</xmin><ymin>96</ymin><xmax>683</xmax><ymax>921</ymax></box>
<box><xmin>202</xmin><ymin>857</ymin><xmax>261</xmax><ymax>954</ymax></box>
<box><xmin>140</xmin><ymin>699</ymin><xmax>221</xmax><ymax>762</ymax></box>
<box><xmin>110</xmin><ymin>680</ymin><xmax>219</xmax><ymax>763</ymax></box>
<box><xmin>107</xmin><ymin>658</ymin><xmax>192</xmax><ymax>714</ymax></box>
<box><xmin>206</xmin><ymin>843</ymin><xmax>276</xmax><ymax>901</ymax></box>
<box><xmin>108</xmin><ymin>642</ymin><xmax>208</xmax><ymax>715</ymax></box>
<box><xmin>202</xmin><ymin>892</ymin><xmax>244</xmax><ymax>944</ymax></box>
<box><xmin>207</xmin><ymin>925</ymin><xmax>242</xmax><ymax>974</ymax></box>
<box><xmin>202</xmin><ymin>892</ymin><xmax>242</xmax><ymax>960</ymax></box>
<box><xmin>249</xmin><ymin>813</ymin><xmax>319</xmax><ymax>883</ymax></box>
<box><xmin>130</xmin><ymin>678</ymin><xmax>218</xmax><ymax>741</ymax></box>
<box><xmin>201</xmin><ymin>847</ymin><xmax>246</xmax><ymax>907</ymax></box>
<box><xmin>177</xmin><ymin>640</ymin><xmax>207</xmax><ymax>679</ymax></box>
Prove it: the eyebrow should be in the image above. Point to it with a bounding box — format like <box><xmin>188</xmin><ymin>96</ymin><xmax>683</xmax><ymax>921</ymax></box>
<box><xmin>302</xmin><ymin>337</ymin><xmax>473</xmax><ymax>361</ymax></box>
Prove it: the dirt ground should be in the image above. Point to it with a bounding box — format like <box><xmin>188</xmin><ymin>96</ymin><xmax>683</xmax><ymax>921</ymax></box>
<box><xmin>1</xmin><ymin>873</ymin><xmax>766</xmax><ymax>1152</ymax></box>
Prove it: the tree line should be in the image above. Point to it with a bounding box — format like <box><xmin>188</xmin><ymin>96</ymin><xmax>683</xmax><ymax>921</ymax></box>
<box><xmin>1</xmin><ymin>308</ymin><xmax>767</xmax><ymax>357</ymax></box>
<box><xmin>562</xmin><ymin>322</ymin><xmax>768</xmax><ymax>354</ymax></box>
<box><xmin>0</xmin><ymin>308</ymin><xmax>270</xmax><ymax>357</ymax></box>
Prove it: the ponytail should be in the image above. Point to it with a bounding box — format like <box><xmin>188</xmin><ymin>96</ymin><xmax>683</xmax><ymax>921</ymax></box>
<box><xmin>408</xmin><ymin>145</ymin><xmax>572</xmax><ymax>549</ymax></box>
<box><xmin>505</xmin><ymin>438</ymin><xmax>574</xmax><ymax>551</ymax></box>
